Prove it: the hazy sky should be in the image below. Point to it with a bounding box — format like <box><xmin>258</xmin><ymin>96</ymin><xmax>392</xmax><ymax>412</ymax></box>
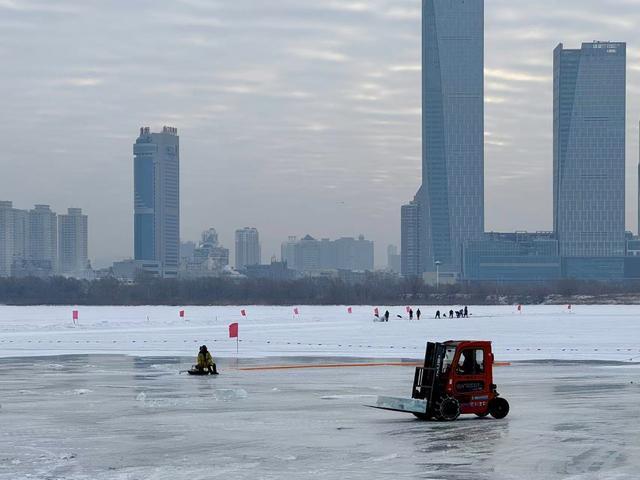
<box><xmin>2</xmin><ymin>0</ymin><xmax>640</xmax><ymax>268</ymax></box>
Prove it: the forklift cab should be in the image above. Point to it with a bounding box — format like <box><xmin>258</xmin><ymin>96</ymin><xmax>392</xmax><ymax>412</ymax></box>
<box><xmin>441</xmin><ymin>341</ymin><xmax>494</xmax><ymax>414</ymax></box>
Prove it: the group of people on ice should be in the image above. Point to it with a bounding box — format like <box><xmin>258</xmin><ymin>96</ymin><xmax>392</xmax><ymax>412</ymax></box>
<box><xmin>375</xmin><ymin>308</ymin><xmax>422</xmax><ymax>322</ymax></box>
<box><xmin>434</xmin><ymin>306</ymin><xmax>469</xmax><ymax>319</ymax></box>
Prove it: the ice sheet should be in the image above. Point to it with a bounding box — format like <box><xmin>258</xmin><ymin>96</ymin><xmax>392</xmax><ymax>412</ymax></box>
<box><xmin>0</xmin><ymin>304</ymin><xmax>639</xmax><ymax>361</ymax></box>
<box><xmin>1</xmin><ymin>355</ymin><xmax>639</xmax><ymax>480</ymax></box>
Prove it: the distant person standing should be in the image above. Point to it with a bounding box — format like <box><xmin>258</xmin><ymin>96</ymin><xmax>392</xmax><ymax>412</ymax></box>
<box><xmin>449</xmin><ymin>310</ymin><xmax>454</xmax><ymax>319</ymax></box>
<box><xmin>384</xmin><ymin>310</ymin><xmax>390</xmax><ymax>322</ymax></box>
<box><xmin>416</xmin><ymin>309</ymin><xmax>421</xmax><ymax>320</ymax></box>
<box><xmin>409</xmin><ymin>308</ymin><xmax>414</xmax><ymax>320</ymax></box>
<box><xmin>464</xmin><ymin>306</ymin><xmax>469</xmax><ymax>318</ymax></box>
<box><xmin>435</xmin><ymin>310</ymin><xmax>440</xmax><ymax>319</ymax></box>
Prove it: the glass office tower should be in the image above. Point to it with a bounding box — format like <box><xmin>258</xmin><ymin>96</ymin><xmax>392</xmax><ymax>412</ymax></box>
<box><xmin>553</xmin><ymin>42</ymin><xmax>626</xmax><ymax>257</ymax></box>
<box><xmin>421</xmin><ymin>0</ymin><xmax>484</xmax><ymax>273</ymax></box>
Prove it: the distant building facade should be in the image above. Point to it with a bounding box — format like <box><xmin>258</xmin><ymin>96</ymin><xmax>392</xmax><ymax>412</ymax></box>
<box><xmin>281</xmin><ymin>236</ymin><xmax>298</xmax><ymax>270</ymax></box>
<box><xmin>553</xmin><ymin>42</ymin><xmax>626</xmax><ymax>258</ymax></box>
<box><xmin>29</xmin><ymin>204</ymin><xmax>57</xmax><ymax>275</ymax></box>
<box><xmin>180</xmin><ymin>228</ymin><xmax>230</xmax><ymax>277</ymax></box>
<box><xmin>134</xmin><ymin>126</ymin><xmax>180</xmax><ymax>278</ymax></box>
<box><xmin>421</xmin><ymin>0</ymin><xmax>485</xmax><ymax>273</ymax></box>
<box><xmin>243</xmin><ymin>260</ymin><xmax>296</xmax><ymax>280</ymax></box>
<box><xmin>0</xmin><ymin>202</ymin><xmax>14</xmax><ymax>277</ymax></box>
<box><xmin>280</xmin><ymin>234</ymin><xmax>374</xmax><ymax>274</ymax></box>
<box><xmin>401</xmin><ymin>197</ymin><xmax>421</xmax><ymax>276</ymax></box>
<box><xmin>462</xmin><ymin>232</ymin><xmax>561</xmax><ymax>282</ymax></box>
<box><xmin>0</xmin><ymin>202</ymin><xmax>90</xmax><ymax>278</ymax></box>
<box><xmin>387</xmin><ymin>245</ymin><xmax>401</xmax><ymax>273</ymax></box>
<box><xmin>235</xmin><ymin>227</ymin><xmax>261</xmax><ymax>269</ymax></box>
<box><xmin>58</xmin><ymin>208</ymin><xmax>89</xmax><ymax>276</ymax></box>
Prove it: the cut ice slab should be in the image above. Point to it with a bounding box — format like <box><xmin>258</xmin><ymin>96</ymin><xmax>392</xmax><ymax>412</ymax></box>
<box><xmin>371</xmin><ymin>395</ymin><xmax>428</xmax><ymax>414</ymax></box>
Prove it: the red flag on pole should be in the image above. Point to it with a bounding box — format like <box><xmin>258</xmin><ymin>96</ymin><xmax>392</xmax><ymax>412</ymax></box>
<box><xmin>374</xmin><ymin>307</ymin><xmax>379</xmax><ymax>317</ymax></box>
<box><xmin>72</xmin><ymin>310</ymin><xmax>78</xmax><ymax>323</ymax></box>
<box><xmin>406</xmin><ymin>306</ymin><xmax>411</xmax><ymax>313</ymax></box>
<box><xmin>229</xmin><ymin>322</ymin><xmax>239</xmax><ymax>338</ymax></box>
<box><xmin>179</xmin><ymin>310</ymin><xmax>185</xmax><ymax>318</ymax></box>
<box><xmin>240</xmin><ymin>309</ymin><xmax>247</xmax><ymax>317</ymax></box>
<box><xmin>293</xmin><ymin>307</ymin><xmax>299</xmax><ymax>315</ymax></box>
<box><xmin>347</xmin><ymin>307</ymin><xmax>352</xmax><ymax>314</ymax></box>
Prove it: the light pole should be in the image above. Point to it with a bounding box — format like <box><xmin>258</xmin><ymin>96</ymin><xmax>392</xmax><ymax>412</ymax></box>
<box><xmin>435</xmin><ymin>261</ymin><xmax>441</xmax><ymax>291</ymax></box>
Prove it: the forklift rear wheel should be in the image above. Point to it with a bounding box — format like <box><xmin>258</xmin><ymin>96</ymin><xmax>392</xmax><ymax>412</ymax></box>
<box><xmin>436</xmin><ymin>396</ymin><xmax>460</xmax><ymax>421</ymax></box>
<box><xmin>489</xmin><ymin>397</ymin><xmax>509</xmax><ymax>419</ymax></box>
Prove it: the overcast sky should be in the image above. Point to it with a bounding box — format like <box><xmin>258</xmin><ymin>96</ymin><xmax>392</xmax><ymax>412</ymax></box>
<box><xmin>2</xmin><ymin>0</ymin><xmax>640</xmax><ymax>267</ymax></box>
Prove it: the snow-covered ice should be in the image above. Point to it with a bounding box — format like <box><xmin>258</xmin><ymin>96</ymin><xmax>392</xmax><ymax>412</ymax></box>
<box><xmin>1</xmin><ymin>304</ymin><xmax>640</xmax><ymax>361</ymax></box>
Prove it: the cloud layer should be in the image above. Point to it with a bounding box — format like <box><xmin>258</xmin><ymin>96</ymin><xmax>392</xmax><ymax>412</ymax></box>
<box><xmin>1</xmin><ymin>0</ymin><xmax>640</xmax><ymax>266</ymax></box>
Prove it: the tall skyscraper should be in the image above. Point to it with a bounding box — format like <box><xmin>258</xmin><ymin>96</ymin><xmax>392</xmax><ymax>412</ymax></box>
<box><xmin>421</xmin><ymin>0</ymin><xmax>484</xmax><ymax>273</ymax></box>
<box><xmin>553</xmin><ymin>42</ymin><xmax>626</xmax><ymax>257</ymax></box>
<box><xmin>235</xmin><ymin>227</ymin><xmax>261</xmax><ymax>269</ymax></box>
<box><xmin>29</xmin><ymin>204</ymin><xmax>57</xmax><ymax>273</ymax></box>
<box><xmin>58</xmin><ymin>208</ymin><xmax>88</xmax><ymax>275</ymax></box>
<box><xmin>133</xmin><ymin>126</ymin><xmax>180</xmax><ymax>277</ymax></box>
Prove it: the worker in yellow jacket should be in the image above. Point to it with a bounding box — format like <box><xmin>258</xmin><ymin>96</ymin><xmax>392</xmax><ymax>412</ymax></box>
<box><xmin>196</xmin><ymin>345</ymin><xmax>218</xmax><ymax>374</ymax></box>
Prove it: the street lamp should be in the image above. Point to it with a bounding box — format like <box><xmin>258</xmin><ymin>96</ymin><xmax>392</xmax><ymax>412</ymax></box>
<box><xmin>435</xmin><ymin>261</ymin><xmax>441</xmax><ymax>291</ymax></box>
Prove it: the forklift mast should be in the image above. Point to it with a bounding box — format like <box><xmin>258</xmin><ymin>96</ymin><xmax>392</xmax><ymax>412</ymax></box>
<box><xmin>411</xmin><ymin>342</ymin><xmax>446</xmax><ymax>403</ymax></box>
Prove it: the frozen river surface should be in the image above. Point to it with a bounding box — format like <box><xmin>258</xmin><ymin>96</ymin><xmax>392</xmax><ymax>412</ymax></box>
<box><xmin>1</xmin><ymin>355</ymin><xmax>640</xmax><ymax>480</ymax></box>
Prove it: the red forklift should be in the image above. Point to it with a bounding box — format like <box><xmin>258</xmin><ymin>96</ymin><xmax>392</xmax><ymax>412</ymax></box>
<box><xmin>373</xmin><ymin>341</ymin><xmax>509</xmax><ymax>421</ymax></box>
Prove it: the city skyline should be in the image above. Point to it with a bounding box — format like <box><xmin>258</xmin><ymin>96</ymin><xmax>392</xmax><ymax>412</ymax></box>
<box><xmin>4</xmin><ymin>0</ymin><xmax>640</xmax><ymax>267</ymax></box>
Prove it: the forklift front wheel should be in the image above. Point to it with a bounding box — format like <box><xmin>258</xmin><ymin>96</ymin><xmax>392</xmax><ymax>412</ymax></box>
<box><xmin>489</xmin><ymin>397</ymin><xmax>510</xmax><ymax>419</ymax></box>
<box><xmin>436</xmin><ymin>396</ymin><xmax>461</xmax><ymax>421</ymax></box>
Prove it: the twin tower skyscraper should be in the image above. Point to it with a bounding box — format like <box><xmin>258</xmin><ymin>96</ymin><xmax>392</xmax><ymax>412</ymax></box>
<box><xmin>405</xmin><ymin>0</ymin><xmax>627</xmax><ymax>278</ymax></box>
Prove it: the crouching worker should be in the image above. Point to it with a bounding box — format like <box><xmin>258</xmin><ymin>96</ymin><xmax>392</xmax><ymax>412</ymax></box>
<box><xmin>197</xmin><ymin>345</ymin><xmax>218</xmax><ymax>375</ymax></box>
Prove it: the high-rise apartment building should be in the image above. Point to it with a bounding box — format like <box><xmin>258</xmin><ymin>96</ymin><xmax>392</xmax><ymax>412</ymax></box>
<box><xmin>235</xmin><ymin>227</ymin><xmax>261</xmax><ymax>269</ymax></box>
<box><xmin>401</xmin><ymin>198</ymin><xmax>421</xmax><ymax>276</ymax></box>
<box><xmin>29</xmin><ymin>204</ymin><xmax>57</xmax><ymax>273</ymax></box>
<box><xmin>133</xmin><ymin>126</ymin><xmax>180</xmax><ymax>277</ymax></box>
<box><xmin>281</xmin><ymin>236</ymin><xmax>298</xmax><ymax>270</ymax></box>
<box><xmin>58</xmin><ymin>208</ymin><xmax>88</xmax><ymax>275</ymax></box>
<box><xmin>0</xmin><ymin>202</ymin><xmax>14</xmax><ymax>277</ymax></box>
<box><xmin>387</xmin><ymin>245</ymin><xmax>401</xmax><ymax>273</ymax></box>
<box><xmin>553</xmin><ymin>42</ymin><xmax>626</xmax><ymax>257</ymax></box>
<box><xmin>421</xmin><ymin>0</ymin><xmax>484</xmax><ymax>273</ymax></box>
<box><xmin>279</xmin><ymin>234</ymin><xmax>374</xmax><ymax>274</ymax></box>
